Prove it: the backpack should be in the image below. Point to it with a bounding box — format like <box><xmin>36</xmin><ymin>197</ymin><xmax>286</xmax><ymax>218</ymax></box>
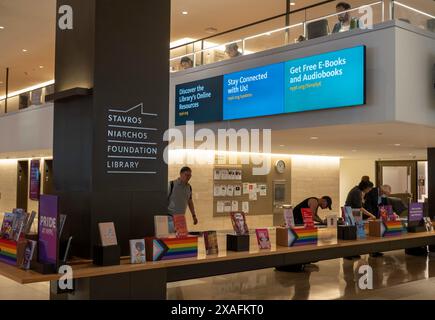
<box><xmin>168</xmin><ymin>180</ymin><xmax>192</xmax><ymax>201</ymax></box>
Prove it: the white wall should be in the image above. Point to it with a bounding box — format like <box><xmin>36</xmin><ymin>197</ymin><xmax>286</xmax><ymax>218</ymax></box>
<box><xmin>395</xmin><ymin>22</ymin><xmax>435</xmax><ymax>126</ymax></box>
<box><xmin>0</xmin><ymin>160</ymin><xmax>18</xmax><ymax>214</ymax></box>
<box><xmin>0</xmin><ymin>159</ymin><xmax>47</xmax><ymax>215</ymax></box>
<box><xmin>0</xmin><ymin>103</ymin><xmax>53</xmax><ymax>154</ymax></box>
<box><xmin>291</xmin><ymin>156</ymin><xmax>340</xmax><ymax>217</ymax></box>
<box><xmin>339</xmin><ymin>158</ymin><xmax>376</xmax><ymax>207</ymax></box>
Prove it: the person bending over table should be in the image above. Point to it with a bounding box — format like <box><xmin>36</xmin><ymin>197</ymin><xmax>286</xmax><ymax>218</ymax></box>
<box><xmin>293</xmin><ymin>196</ymin><xmax>333</xmax><ymax>225</ymax></box>
<box><xmin>345</xmin><ymin>180</ymin><xmax>376</xmax><ymax>220</ymax></box>
<box><xmin>276</xmin><ymin>196</ymin><xmax>332</xmax><ymax>273</ymax></box>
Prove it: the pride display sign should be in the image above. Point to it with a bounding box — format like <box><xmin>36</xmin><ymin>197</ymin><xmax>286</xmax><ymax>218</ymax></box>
<box><xmin>38</xmin><ymin>195</ymin><xmax>58</xmax><ymax>265</ymax></box>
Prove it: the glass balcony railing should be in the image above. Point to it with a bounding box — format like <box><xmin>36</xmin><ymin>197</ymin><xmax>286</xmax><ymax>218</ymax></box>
<box><xmin>1</xmin><ymin>0</ymin><xmax>434</xmax><ymax>115</ymax></box>
<box><xmin>169</xmin><ymin>0</ymin><xmax>386</xmax><ymax>72</ymax></box>
<box><xmin>0</xmin><ymin>73</ymin><xmax>54</xmax><ymax>116</ymax></box>
<box><xmin>169</xmin><ymin>0</ymin><xmax>434</xmax><ymax>72</ymax></box>
<box><xmin>393</xmin><ymin>1</ymin><xmax>435</xmax><ymax>32</ymax></box>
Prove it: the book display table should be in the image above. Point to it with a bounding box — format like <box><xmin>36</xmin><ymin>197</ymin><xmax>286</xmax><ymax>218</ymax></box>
<box><xmin>0</xmin><ymin>231</ymin><xmax>435</xmax><ymax>299</ymax></box>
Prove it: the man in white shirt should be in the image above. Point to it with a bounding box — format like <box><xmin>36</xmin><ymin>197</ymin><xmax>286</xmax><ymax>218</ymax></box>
<box><xmin>332</xmin><ymin>2</ymin><xmax>359</xmax><ymax>33</ymax></box>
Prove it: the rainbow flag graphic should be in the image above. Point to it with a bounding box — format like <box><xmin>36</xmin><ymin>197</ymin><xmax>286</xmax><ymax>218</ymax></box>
<box><xmin>382</xmin><ymin>221</ymin><xmax>404</xmax><ymax>237</ymax></box>
<box><xmin>147</xmin><ymin>236</ymin><xmax>198</xmax><ymax>261</ymax></box>
<box><xmin>0</xmin><ymin>239</ymin><xmax>18</xmax><ymax>266</ymax></box>
<box><xmin>287</xmin><ymin>228</ymin><xmax>318</xmax><ymax>246</ymax></box>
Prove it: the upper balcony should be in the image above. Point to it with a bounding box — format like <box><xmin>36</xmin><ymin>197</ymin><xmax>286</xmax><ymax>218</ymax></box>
<box><xmin>0</xmin><ymin>0</ymin><xmax>433</xmax><ymax>116</ymax></box>
<box><xmin>169</xmin><ymin>0</ymin><xmax>434</xmax><ymax>72</ymax></box>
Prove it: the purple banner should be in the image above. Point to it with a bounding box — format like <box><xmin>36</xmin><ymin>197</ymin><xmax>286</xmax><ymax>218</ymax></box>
<box><xmin>29</xmin><ymin>160</ymin><xmax>40</xmax><ymax>200</ymax></box>
<box><xmin>38</xmin><ymin>195</ymin><xmax>58</xmax><ymax>265</ymax></box>
<box><xmin>409</xmin><ymin>203</ymin><xmax>424</xmax><ymax>223</ymax></box>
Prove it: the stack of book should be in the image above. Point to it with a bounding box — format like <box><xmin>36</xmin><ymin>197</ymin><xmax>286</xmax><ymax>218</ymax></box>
<box><xmin>0</xmin><ymin>209</ymin><xmax>37</xmax><ymax>268</ymax></box>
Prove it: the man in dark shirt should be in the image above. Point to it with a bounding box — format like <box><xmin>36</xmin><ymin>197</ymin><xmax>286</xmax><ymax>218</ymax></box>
<box><xmin>345</xmin><ymin>180</ymin><xmax>376</xmax><ymax>219</ymax></box>
<box><xmin>364</xmin><ymin>185</ymin><xmax>391</xmax><ymax>218</ymax></box>
<box><xmin>293</xmin><ymin>196</ymin><xmax>333</xmax><ymax>225</ymax></box>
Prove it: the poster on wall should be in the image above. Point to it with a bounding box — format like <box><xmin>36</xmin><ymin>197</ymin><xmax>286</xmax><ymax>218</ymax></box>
<box><xmin>38</xmin><ymin>194</ymin><xmax>58</xmax><ymax>266</ymax></box>
<box><xmin>29</xmin><ymin>159</ymin><xmax>41</xmax><ymax>200</ymax></box>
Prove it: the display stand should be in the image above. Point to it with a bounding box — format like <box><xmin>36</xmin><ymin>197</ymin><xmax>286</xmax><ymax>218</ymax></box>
<box><xmin>31</xmin><ymin>260</ymin><xmax>57</xmax><ymax>274</ymax></box>
<box><xmin>146</xmin><ymin>236</ymin><xmax>198</xmax><ymax>261</ymax></box>
<box><xmin>408</xmin><ymin>225</ymin><xmax>427</xmax><ymax>233</ymax></box>
<box><xmin>337</xmin><ymin>225</ymin><xmax>357</xmax><ymax>240</ymax></box>
<box><xmin>93</xmin><ymin>245</ymin><xmax>120</xmax><ymax>266</ymax></box>
<box><xmin>226</xmin><ymin>234</ymin><xmax>250</xmax><ymax>252</ymax></box>
<box><xmin>276</xmin><ymin>227</ymin><xmax>318</xmax><ymax>247</ymax></box>
<box><xmin>369</xmin><ymin>220</ymin><xmax>404</xmax><ymax>237</ymax></box>
<box><xmin>0</xmin><ymin>238</ymin><xmax>22</xmax><ymax>266</ymax></box>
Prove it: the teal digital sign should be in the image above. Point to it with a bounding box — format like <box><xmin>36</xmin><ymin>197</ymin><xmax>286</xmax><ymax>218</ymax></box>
<box><xmin>175</xmin><ymin>46</ymin><xmax>366</xmax><ymax>125</ymax></box>
<box><xmin>284</xmin><ymin>46</ymin><xmax>365</xmax><ymax>113</ymax></box>
<box><xmin>223</xmin><ymin>63</ymin><xmax>284</xmax><ymax>120</ymax></box>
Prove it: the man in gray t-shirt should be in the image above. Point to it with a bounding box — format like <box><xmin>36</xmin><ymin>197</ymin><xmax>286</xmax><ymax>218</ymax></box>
<box><xmin>168</xmin><ymin>167</ymin><xmax>198</xmax><ymax>225</ymax></box>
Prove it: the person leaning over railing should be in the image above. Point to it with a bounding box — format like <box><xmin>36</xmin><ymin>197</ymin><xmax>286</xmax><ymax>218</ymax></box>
<box><xmin>225</xmin><ymin>43</ymin><xmax>242</xmax><ymax>58</ymax></box>
<box><xmin>332</xmin><ymin>2</ymin><xmax>360</xmax><ymax>33</ymax></box>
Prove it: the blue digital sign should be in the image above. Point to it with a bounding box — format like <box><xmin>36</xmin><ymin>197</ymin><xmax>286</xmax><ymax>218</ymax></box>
<box><xmin>174</xmin><ymin>46</ymin><xmax>366</xmax><ymax>125</ymax></box>
<box><xmin>223</xmin><ymin>63</ymin><xmax>284</xmax><ymax>120</ymax></box>
<box><xmin>285</xmin><ymin>46</ymin><xmax>365</xmax><ymax>113</ymax></box>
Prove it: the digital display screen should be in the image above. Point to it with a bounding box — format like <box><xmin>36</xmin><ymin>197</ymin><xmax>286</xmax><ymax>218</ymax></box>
<box><xmin>174</xmin><ymin>46</ymin><xmax>366</xmax><ymax>125</ymax></box>
<box><xmin>175</xmin><ymin>76</ymin><xmax>222</xmax><ymax>126</ymax></box>
<box><xmin>223</xmin><ymin>63</ymin><xmax>284</xmax><ymax>120</ymax></box>
<box><xmin>284</xmin><ymin>46</ymin><xmax>366</xmax><ymax>113</ymax></box>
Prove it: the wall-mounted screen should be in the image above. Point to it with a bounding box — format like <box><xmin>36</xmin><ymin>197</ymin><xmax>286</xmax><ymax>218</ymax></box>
<box><xmin>175</xmin><ymin>76</ymin><xmax>222</xmax><ymax>126</ymax></box>
<box><xmin>284</xmin><ymin>46</ymin><xmax>366</xmax><ymax>113</ymax></box>
<box><xmin>223</xmin><ymin>63</ymin><xmax>284</xmax><ymax>120</ymax></box>
<box><xmin>174</xmin><ymin>45</ymin><xmax>366</xmax><ymax>125</ymax></box>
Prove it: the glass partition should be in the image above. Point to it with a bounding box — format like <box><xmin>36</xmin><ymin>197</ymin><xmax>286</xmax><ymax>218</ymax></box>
<box><xmin>169</xmin><ymin>0</ymin><xmax>386</xmax><ymax>72</ymax></box>
<box><xmin>393</xmin><ymin>1</ymin><xmax>435</xmax><ymax>32</ymax></box>
<box><xmin>0</xmin><ymin>78</ymin><xmax>54</xmax><ymax>115</ymax></box>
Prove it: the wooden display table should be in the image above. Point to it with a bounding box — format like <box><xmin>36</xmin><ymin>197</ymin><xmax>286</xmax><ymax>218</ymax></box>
<box><xmin>0</xmin><ymin>230</ymin><xmax>434</xmax><ymax>299</ymax></box>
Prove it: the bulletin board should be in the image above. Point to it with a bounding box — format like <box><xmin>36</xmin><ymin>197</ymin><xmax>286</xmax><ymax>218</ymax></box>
<box><xmin>212</xmin><ymin>164</ymin><xmax>273</xmax><ymax>217</ymax></box>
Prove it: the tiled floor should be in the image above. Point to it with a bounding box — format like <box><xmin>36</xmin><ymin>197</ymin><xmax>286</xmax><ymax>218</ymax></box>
<box><xmin>2</xmin><ymin>250</ymin><xmax>435</xmax><ymax>300</ymax></box>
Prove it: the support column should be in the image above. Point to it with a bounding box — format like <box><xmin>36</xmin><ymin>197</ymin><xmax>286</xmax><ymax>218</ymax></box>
<box><xmin>53</xmin><ymin>0</ymin><xmax>170</xmax><ymax>259</ymax></box>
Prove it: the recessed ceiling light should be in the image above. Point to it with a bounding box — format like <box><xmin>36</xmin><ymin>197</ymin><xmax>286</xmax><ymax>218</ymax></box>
<box><xmin>205</xmin><ymin>27</ymin><xmax>218</xmax><ymax>34</ymax></box>
<box><xmin>310</xmin><ymin>136</ymin><xmax>319</xmax><ymax>140</ymax></box>
<box><xmin>22</xmin><ymin>49</ymin><xmax>28</xmax><ymax>52</ymax></box>
<box><xmin>182</xmin><ymin>11</ymin><xmax>188</xmax><ymax>15</ymax></box>
<box><xmin>0</xmin><ymin>26</ymin><xmax>4</xmax><ymax>29</ymax></box>
<box><xmin>39</xmin><ymin>65</ymin><xmax>44</xmax><ymax>69</ymax></box>
<box><xmin>394</xmin><ymin>143</ymin><xmax>401</xmax><ymax>147</ymax></box>
<box><xmin>290</xmin><ymin>2</ymin><xmax>296</xmax><ymax>5</ymax></box>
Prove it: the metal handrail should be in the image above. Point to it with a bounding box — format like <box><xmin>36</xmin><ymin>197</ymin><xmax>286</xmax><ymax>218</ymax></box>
<box><xmin>169</xmin><ymin>0</ymin><xmax>337</xmax><ymax>51</ymax></box>
<box><xmin>170</xmin><ymin>0</ymin><xmax>384</xmax><ymax>65</ymax></box>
